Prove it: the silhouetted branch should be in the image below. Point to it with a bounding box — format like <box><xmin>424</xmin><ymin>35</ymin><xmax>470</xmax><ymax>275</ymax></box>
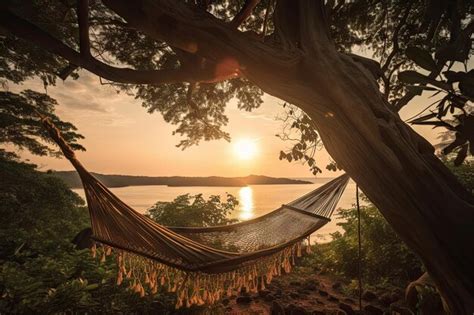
<box><xmin>230</xmin><ymin>0</ymin><xmax>261</xmax><ymax>29</ymax></box>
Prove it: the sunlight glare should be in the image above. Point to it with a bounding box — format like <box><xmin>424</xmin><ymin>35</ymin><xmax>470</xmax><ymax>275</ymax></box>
<box><xmin>233</xmin><ymin>139</ymin><xmax>257</xmax><ymax>160</ymax></box>
<box><xmin>238</xmin><ymin>186</ymin><xmax>254</xmax><ymax>220</ymax></box>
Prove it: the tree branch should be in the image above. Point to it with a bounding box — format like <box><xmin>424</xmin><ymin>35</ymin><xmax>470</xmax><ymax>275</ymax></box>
<box><xmin>380</xmin><ymin>3</ymin><xmax>413</xmax><ymax>73</ymax></box>
<box><xmin>261</xmin><ymin>0</ymin><xmax>272</xmax><ymax>38</ymax></box>
<box><xmin>77</xmin><ymin>0</ymin><xmax>91</xmax><ymax>58</ymax></box>
<box><xmin>101</xmin><ymin>0</ymin><xmax>297</xmax><ymax>85</ymax></box>
<box><xmin>347</xmin><ymin>53</ymin><xmax>382</xmax><ymax>80</ymax></box>
<box><xmin>0</xmin><ymin>8</ymin><xmax>218</xmax><ymax>84</ymax></box>
<box><xmin>230</xmin><ymin>0</ymin><xmax>261</xmax><ymax>29</ymax></box>
<box><xmin>273</xmin><ymin>0</ymin><xmax>331</xmax><ymax>51</ymax></box>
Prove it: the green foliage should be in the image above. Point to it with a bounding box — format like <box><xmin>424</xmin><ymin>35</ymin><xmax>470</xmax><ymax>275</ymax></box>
<box><xmin>0</xmin><ymin>155</ymin><xmax>88</xmax><ymax>258</ymax></box>
<box><xmin>137</xmin><ymin>78</ymin><xmax>263</xmax><ymax>149</ymax></box>
<box><xmin>0</xmin><ymin>89</ymin><xmax>84</xmax><ymax>157</ymax></box>
<box><xmin>303</xmin><ymin>201</ymin><xmax>422</xmax><ymax>288</ymax></box>
<box><xmin>276</xmin><ymin>103</ymin><xmax>325</xmax><ymax>175</ymax></box>
<box><xmin>0</xmin><ymin>156</ymin><xmax>180</xmax><ymax>314</ymax></box>
<box><xmin>2</xmin><ymin>0</ymin><xmax>265</xmax><ymax>149</ymax></box>
<box><xmin>147</xmin><ymin>193</ymin><xmax>239</xmax><ymax>227</ymax></box>
<box><xmin>398</xmin><ymin>45</ymin><xmax>473</xmax><ymax>165</ymax></box>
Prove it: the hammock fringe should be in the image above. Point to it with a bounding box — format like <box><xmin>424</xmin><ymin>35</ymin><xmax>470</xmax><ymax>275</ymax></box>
<box><xmin>94</xmin><ymin>240</ymin><xmax>307</xmax><ymax>308</ymax></box>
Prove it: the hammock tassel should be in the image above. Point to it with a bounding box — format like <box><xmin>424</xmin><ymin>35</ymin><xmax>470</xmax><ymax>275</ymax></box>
<box><xmin>90</xmin><ymin>241</ymin><xmax>318</xmax><ymax>308</ymax></box>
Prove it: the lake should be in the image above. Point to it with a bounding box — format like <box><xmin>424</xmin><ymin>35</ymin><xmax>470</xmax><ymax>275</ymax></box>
<box><xmin>73</xmin><ymin>177</ymin><xmax>357</xmax><ymax>243</ymax></box>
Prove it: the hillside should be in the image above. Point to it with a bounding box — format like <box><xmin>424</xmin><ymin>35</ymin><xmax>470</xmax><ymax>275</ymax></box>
<box><xmin>51</xmin><ymin>171</ymin><xmax>312</xmax><ymax>188</ymax></box>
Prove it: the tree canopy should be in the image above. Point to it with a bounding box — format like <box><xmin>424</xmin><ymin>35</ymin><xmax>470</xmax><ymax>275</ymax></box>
<box><xmin>1</xmin><ymin>0</ymin><xmax>471</xmax><ymax>166</ymax></box>
<box><xmin>0</xmin><ymin>90</ymin><xmax>84</xmax><ymax>158</ymax></box>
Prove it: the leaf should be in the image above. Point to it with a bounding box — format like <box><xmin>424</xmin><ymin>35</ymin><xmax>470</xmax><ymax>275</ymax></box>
<box><xmin>406</xmin><ymin>47</ymin><xmax>437</xmax><ymax>72</ymax></box>
<box><xmin>437</xmin><ymin>97</ymin><xmax>449</xmax><ymax>118</ymax></box>
<box><xmin>398</xmin><ymin>71</ymin><xmax>451</xmax><ymax>90</ymax></box>
<box><xmin>398</xmin><ymin>71</ymin><xmax>429</xmax><ymax>84</ymax></box>
<box><xmin>409</xmin><ymin>113</ymin><xmax>437</xmax><ymax>124</ymax></box>
<box><xmin>443</xmin><ymin>71</ymin><xmax>464</xmax><ymax>83</ymax></box>
<box><xmin>406</xmin><ymin>86</ymin><xmax>424</xmax><ymax>96</ymax></box>
<box><xmin>429</xmin><ymin>90</ymin><xmax>443</xmax><ymax>98</ymax></box>
<box><xmin>85</xmin><ymin>284</ymin><xmax>99</xmax><ymax>291</ymax></box>
<box><xmin>436</xmin><ymin>36</ymin><xmax>472</xmax><ymax>63</ymax></box>
<box><xmin>454</xmin><ymin>143</ymin><xmax>468</xmax><ymax>166</ymax></box>
<box><xmin>459</xmin><ymin>70</ymin><xmax>474</xmax><ymax>99</ymax></box>
<box><xmin>442</xmin><ymin>133</ymin><xmax>466</xmax><ymax>155</ymax></box>
<box><xmin>410</xmin><ymin>120</ymin><xmax>454</xmax><ymax>130</ymax></box>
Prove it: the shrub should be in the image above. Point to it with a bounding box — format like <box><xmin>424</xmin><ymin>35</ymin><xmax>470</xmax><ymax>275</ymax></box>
<box><xmin>147</xmin><ymin>193</ymin><xmax>238</xmax><ymax>227</ymax></box>
<box><xmin>303</xmin><ymin>200</ymin><xmax>423</xmax><ymax>289</ymax></box>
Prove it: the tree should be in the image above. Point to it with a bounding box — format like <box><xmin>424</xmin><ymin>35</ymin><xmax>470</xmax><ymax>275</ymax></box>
<box><xmin>147</xmin><ymin>193</ymin><xmax>238</xmax><ymax>227</ymax></box>
<box><xmin>0</xmin><ymin>90</ymin><xmax>85</xmax><ymax>157</ymax></box>
<box><xmin>0</xmin><ymin>0</ymin><xmax>473</xmax><ymax>312</ymax></box>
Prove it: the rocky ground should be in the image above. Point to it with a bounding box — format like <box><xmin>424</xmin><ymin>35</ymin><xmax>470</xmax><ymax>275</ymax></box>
<box><xmin>218</xmin><ymin>268</ymin><xmax>412</xmax><ymax>315</ymax></box>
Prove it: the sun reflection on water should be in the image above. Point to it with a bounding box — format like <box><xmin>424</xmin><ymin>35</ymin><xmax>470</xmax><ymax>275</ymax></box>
<box><xmin>238</xmin><ymin>186</ymin><xmax>254</xmax><ymax>220</ymax></box>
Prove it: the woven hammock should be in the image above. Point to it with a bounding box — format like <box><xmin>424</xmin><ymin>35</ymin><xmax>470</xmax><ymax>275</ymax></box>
<box><xmin>41</xmin><ymin>117</ymin><xmax>350</xmax><ymax>308</ymax></box>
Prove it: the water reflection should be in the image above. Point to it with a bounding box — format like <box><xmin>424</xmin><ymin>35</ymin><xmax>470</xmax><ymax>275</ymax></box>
<box><xmin>238</xmin><ymin>186</ymin><xmax>254</xmax><ymax>220</ymax></box>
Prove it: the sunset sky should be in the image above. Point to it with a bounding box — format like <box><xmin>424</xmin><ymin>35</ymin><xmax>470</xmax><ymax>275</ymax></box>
<box><xmin>13</xmin><ymin>71</ymin><xmax>440</xmax><ymax>178</ymax></box>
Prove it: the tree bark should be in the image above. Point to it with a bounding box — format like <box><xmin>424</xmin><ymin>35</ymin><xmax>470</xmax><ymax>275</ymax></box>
<box><xmin>267</xmin><ymin>53</ymin><xmax>474</xmax><ymax>315</ymax></box>
<box><xmin>3</xmin><ymin>0</ymin><xmax>473</xmax><ymax>312</ymax></box>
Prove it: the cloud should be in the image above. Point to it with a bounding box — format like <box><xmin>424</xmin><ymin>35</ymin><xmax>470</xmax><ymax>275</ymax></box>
<box><xmin>241</xmin><ymin>111</ymin><xmax>275</xmax><ymax>121</ymax></box>
<box><xmin>10</xmin><ymin>71</ymin><xmax>138</xmax><ymax>127</ymax></box>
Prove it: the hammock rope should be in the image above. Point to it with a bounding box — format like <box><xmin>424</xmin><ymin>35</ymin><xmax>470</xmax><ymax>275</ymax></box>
<box><xmin>356</xmin><ymin>184</ymin><xmax>363</xmax><ymax>311</ymax></box>
<box><xmin>41</xmin><ymin>117</ymin><xmax>350</xmax><ymax>308</ymax></box>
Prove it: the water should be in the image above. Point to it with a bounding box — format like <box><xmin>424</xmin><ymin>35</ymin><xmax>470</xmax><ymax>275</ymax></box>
<box><xmin>72</xmin><ymin>178</ymin><xmax>357</xmax><ymax>242</ymax></box>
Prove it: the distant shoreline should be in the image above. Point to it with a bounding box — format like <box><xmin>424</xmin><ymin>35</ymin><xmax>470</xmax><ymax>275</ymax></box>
<box><xmin>50</xmin><ymin>171</ymin><xmax>313</xmax><ymax>188</ymax></box>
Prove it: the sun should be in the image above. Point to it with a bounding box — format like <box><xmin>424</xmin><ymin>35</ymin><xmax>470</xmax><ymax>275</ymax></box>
<box><xmin>233</xmin><ymin>139</ymin><xmax>258</xmax><ymax>160</ymax></box>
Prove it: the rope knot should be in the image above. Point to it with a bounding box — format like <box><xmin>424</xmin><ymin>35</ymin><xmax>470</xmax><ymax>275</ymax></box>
<box><xmin>41</xmin><ymin>117</ymin><xmax>76</xmax><ymax>161</ymax></box>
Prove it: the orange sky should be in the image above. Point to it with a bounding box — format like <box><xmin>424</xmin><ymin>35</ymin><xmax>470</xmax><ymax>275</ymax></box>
<box><xmin>12</xmin><ymin>71</ymin><xmax>440</xmax><ymax>178</ymax></box>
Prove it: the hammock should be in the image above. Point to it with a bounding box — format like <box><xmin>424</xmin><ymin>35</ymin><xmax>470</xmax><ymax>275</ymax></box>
<box><xmin>41</xmin><ymin>117</ymin><xmax>350</xmax><ymax>307</ymax></box>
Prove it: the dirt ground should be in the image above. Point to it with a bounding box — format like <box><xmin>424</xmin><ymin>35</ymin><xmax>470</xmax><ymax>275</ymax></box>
<box><xmin>219</xmin><ymin>267</ymin><xmax>409</xmax><ymax>315</ymax></box>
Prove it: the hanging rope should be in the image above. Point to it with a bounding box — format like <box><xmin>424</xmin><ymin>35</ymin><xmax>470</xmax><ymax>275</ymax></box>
<box><xmin>356</xmin><ymin>184</ymin><xmax>363</xmax><ymax>311</ymax></box>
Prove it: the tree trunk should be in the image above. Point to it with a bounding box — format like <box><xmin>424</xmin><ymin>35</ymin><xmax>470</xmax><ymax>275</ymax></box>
<box><xmin>248</xmin><ymin>51</ymin><xmax>474</xmax><ymax>313</ymax></box>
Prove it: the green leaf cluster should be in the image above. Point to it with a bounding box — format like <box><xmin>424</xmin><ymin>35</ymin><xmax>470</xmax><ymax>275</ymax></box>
<box><xmin>303</xmin><ymin>202</ymin><xmax>423</xmax><ymax>289</ymax></box>
<box><xmin>0</xmin><ymin>90</ymin><xmax>84</xmax><ymax>158</ymax></box>
<box><xmin>399</xmin><ymin>45</ymin><xmax>473</xmax><ymax>165</ymax></box>
<box><xmin>147</xmin><ymin>193</ymin><xmax>239</xmax><ymax>227</ymax></box>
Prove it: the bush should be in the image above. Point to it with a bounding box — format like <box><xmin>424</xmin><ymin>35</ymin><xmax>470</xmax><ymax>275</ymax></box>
<box><xmin>0</xmin><ymin>156</ymin><xmax>179</xmax><ymax>314</ymax></box>
<box><xmin>303</xmin><ymin>200</ymin><xmax>423</xmax><ymax>289</ymax></box>
<box><xmin>147</xmin><ymin>193</ymin><xmax>238</xmax><ymax>227</ymax></box>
